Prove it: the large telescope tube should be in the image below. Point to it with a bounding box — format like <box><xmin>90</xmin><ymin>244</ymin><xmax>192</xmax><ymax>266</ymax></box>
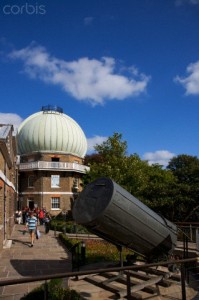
<box><xmin>72</xmin><ymin>177</ymin><xmax>177</xmax><ymax>260</ymax></box>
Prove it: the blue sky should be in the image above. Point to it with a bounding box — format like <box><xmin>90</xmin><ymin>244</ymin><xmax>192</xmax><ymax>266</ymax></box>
<box><xmin>0</xmin><ymin>0</ymin><xmax>199</xmax><ymax>166</ymax></box>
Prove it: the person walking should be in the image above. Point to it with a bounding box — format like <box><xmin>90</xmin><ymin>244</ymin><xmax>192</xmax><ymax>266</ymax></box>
<box><xmin>26</xmin><ymin>212</ymin><xmax>37</xmax><ymax>247</ymax></box>
<box><xmin>15</xmin><ymin>210</ymin><xmax>22</xmax><ymax>224</ymax></box>
<box><xmin>38</xmin><ymin>209</ymin><xmax>44</xmax><ymax>225</ymax></box>
<box><xmin>44</xmin><ymin>212</ymin><xmax>51</xmax><ymax>234</ymax></box>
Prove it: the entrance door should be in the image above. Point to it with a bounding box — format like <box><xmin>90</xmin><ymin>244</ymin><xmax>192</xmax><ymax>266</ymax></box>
<box><xmin>28</xmin><ymin>200</ymin><xmax>34</xmax><ymax>210</ymax></box>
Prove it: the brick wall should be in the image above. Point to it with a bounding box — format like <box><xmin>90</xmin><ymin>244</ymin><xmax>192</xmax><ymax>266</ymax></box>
<box><xmin>0</xmin><ymin>126</ymin><xmax>17</xmax><ymax>252</ymax></box>
<box><xmin>20</xmin><ymin>152</ymin><xmax>84</xmax><ymax>164</ymax></box>
<box><xmin>19</xmin><ymin>168</ymin><xmax>83</xmax><ymax>215</ymax></box>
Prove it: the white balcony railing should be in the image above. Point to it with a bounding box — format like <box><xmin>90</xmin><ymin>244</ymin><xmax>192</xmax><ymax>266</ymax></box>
<box><xmin>19</xmin><ymin>161</ymin><xmax>90</xmax><ymax>173</ymax></box>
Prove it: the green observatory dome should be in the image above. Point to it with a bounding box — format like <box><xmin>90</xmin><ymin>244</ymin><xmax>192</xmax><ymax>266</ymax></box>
<box><xmin>17</xmin><ymin>105</ymin><xmax>87</xmax><ymax>158</ymax></box>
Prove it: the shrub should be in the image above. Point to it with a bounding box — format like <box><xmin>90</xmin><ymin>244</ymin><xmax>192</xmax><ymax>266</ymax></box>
<box><xmin>50</xmin><ymin>220</ymin><xmax>89</xmax><ymax>234</ymax></box>
<box><xmin>59</xmin><ymin>233</ymin><xmax>133</xmax><ymax>264</ymax></box>
<box><xmin>59</xmin><ymin>233</ymin><xmax>79</xmax><ymax>250</ymax></box>
<box><xmin>21</xmin><ymin>278</ymin><xmax>80</xmax><ymax>300</ymax></box>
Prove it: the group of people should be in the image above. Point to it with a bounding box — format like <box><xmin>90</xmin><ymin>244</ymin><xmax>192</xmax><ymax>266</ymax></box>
<box><xmin>20</xmin><ymin>207</ymin><xmax>50</xmax><ymax>225</ymax></box>
<box><xmin>15</xmin><ymin>207</ymin><xmax>52</xmax><ymax>247</ymax></box>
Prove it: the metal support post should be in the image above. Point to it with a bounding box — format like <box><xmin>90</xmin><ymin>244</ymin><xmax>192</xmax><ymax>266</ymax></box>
<box><xmin>181</xmin><ymin>263</ymin><xmax>186</xmax><ymax>300</ymax></box>
<box><xmin>126</xmin><ymin>271</ymin><xmax>131</xmax><ymax>299</ymax></box>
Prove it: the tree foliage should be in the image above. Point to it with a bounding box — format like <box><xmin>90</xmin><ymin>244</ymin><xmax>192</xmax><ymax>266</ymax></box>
<box><xmin>140</xmin><ymin>164</ymin><xmax>179</xmax><ymax>221</ymax></box>
<box><xmin>83</xmin><ymin>133</ymin><xmax>199</xmax><ymax>222</ymax></box>
<box><xmin>167</xmin><ymin>154</ymin><xmax>199</xmax><ymax>221</ymax></box>
<box><xmin>83</xmin><ymin>133</ymin><xmax>148</xmax><ymax>194</ymax></box>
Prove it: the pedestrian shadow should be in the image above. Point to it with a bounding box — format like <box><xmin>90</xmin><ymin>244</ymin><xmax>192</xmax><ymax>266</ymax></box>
<box><xmin>18</xmin><ymin>229</ymin><xmax>27</xmax><ymax>234</ymax></box>
<box><xmin>12</xmin><ymin>239</ymin><xmax>30</xmax><ymax>247</ymax></box>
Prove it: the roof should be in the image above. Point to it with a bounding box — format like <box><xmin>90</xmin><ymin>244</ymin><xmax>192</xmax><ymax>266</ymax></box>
<box><xmin>0</xmin><ymin>125</ymin><xmax>12</xmax><ymax>140</ymax></box>
<box><xmin>17</xmin><ymin>108</ymin><xmax>87</xmax><ymax>158</ymax></box>
<box><xmin>0</xmin><ymin>125</ymin><xmax>14</xmax><ymax>168</ymax></box>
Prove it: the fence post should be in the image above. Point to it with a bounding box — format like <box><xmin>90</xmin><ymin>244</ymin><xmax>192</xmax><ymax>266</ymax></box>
<box><xmin>126</xmin><ymin>271</ymin><xmax>131</xmax><ymax>299</ymax></box>
<box><xmin>190</xmin><ymin>224</ymin><xmax>192</xmax><ymax>241</ymax></box>
<box><xmin>44</xmin><ymin>280</ymin><xmax>48</xmax><ymax>300</ymax></box>
<box><xmin>196</xmin><ymin>228</ymin><xmax>199</xmax><ymax>251</ymax></box>
<box><xmin>71</xmin><ymin>242</ymin><xmax>81</xmax><ymax>277</ymax></box>
<box><xmin>181</xmin><ymin>263</ymin><xmax>186</xmax><ymax>300</ymax></box>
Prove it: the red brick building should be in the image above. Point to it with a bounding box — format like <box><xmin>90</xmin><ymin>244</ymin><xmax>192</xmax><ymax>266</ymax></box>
<box><xmin>17</xmin><ymin>106</ymin><xmax>89</xmax><ymax>216</ymax></box>
<box><xmin>0</xmin><ymin>125</ymin><xmax>17</xmax><ymax>251</ymax></box>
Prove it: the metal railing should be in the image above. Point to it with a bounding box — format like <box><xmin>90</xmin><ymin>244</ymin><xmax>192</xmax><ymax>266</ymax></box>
<box><xmin>0</xmin><ymin>257</ymin><xmax>198</xmax><ymax>300</ymax></box>
<box><xmin>19</xmin><ymin>161</ymin><xmax>90</xmax><ymax>173</ymax></box>
<box><xmin>177</xmin><ymin>223</ymin><xmax>199</xmax><ymax>243</ymax></box>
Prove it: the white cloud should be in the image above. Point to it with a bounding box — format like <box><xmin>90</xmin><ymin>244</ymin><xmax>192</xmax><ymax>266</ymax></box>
<box><xmin>87</xmin><ymin>135</ymin><xmax>108</xmax><ymax>152</ymax></box>
<box><xmin>8</xmin><ymin>43</ymin><xmax>150</xmax><ymax>105</ymax></box>
<box><xmin>0</xmin><ymin>113</ymin><xmax>23</xmax><ymax>134</ymax></box>
<box><xmin>143</xmin><ymin>150</ymin><xmax>175</xmax><ymax>167</ymax></box>
<box><xmin>175</xmin><ymin>60</ymin><xmax>199</xmax><ymax>95</ymax></box>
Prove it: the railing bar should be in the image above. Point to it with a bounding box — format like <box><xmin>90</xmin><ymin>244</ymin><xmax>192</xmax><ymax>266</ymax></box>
<box><xmin>0</xmin><ymin>257</ymin><xmax>197</xmax><ymax>287</ymax></box>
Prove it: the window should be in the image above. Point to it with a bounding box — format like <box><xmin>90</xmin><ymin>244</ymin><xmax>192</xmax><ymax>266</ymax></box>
<box><xmin>28</xmin><ymin>175</ymin><xmax>35</xmax><ymax>187</ymax></box>
<box><xmin>28</xmin><ymin>157</ymin><xmax>34</xmax><ymax>162</ymax></box>
<box><xmin>51</xmin><ymin>197</ymin><xmax>60</xmax><ymax>209</ymax></box>
<box><xmin>51</xmin><ymin>175</ymin><xmax>60</xmax><ymax>187</ymax></box>
<box><xmin>73</xmin><ymin>178</ymin><xmax>79</xmax><ymax>191</ymax></box>
<box><xmin>51</xmin><ymin>157</ymin><xmax>60</xmax><ymax>162</ymax></box>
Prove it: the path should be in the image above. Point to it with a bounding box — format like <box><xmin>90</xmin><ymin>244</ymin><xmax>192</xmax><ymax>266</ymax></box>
<box><xmin>0</xmin><ymin>225</ymin><xmax>198</xmax><ymax>299</ymax></box>
<box><xmin>0</xmin><ymin>224</ymin><xmax>71</xmax><ymax>299</ymax></box>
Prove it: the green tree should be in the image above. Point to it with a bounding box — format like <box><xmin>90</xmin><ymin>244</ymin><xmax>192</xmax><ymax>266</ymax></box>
<box><xmin>83</xmin><ymin>133</ymin><xmax>128</xmax><ymax>184</ymax></box>
<box><xmin>83</xmin><ymin>133</ymin><xmax>149</xmax><ymax>196</ymax></box>
<box><xmin>83</xmin><ymin>134</ymin><xmax>199</xmax><ymax>222</ymax></box>
<box><xmin>167</xmin><ymin>154</ymin><xmax>199</xmax><ymax>221</ymax></box>
<box><xmin>140</xmin><ymin>164</ymin><xmax>178</xmax><ymax>221</ymax></box>
<box><xmin>120</xmin><ymin>153</ymin><xmax>149</xmax><ymax>197</ymax></box>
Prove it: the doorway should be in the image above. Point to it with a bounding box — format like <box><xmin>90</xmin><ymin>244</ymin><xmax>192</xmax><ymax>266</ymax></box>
<box><xmin>28</xmin><ymin>199</ymin><xmax>34</xmax><ymax>210</ymax></box>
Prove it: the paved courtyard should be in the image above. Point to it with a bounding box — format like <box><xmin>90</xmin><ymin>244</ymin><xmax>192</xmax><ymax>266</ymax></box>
<box><xmin>0</xmin><ymin>224</ymin><xmax>198</xmax><ymax>299</ymax></box>
<box><xmin>0</xmin><ymin>224</ymin><xmax>71</xmax><ymax>299</ymax></box>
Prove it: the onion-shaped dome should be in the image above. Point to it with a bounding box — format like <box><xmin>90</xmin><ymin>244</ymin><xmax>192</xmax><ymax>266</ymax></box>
<box><xmin>17</xmin><ymin>105</ymin><xmax>87</xmax><ymax>158</ymax></box>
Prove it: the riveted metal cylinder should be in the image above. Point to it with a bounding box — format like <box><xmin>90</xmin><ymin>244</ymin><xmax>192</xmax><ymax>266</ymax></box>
<box><xmin>73</xmin><ymin>177</ymin><xmax>177</xmax><ymax>260</ymax></box>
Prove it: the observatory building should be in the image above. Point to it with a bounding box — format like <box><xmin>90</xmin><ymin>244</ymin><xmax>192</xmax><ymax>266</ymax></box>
<box><xmin>17</xmin><ymin>105</ymin><xmax>89</xmax><ymax>215</ymax></box>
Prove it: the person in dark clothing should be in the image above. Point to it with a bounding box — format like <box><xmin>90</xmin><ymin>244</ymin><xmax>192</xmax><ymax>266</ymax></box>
<box><xmin>44</xmin><ymin>213</ymin><xmax>51</xmax><ymax>234</ymax></box>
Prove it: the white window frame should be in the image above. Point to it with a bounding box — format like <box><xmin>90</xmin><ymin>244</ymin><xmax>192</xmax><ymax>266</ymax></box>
<box><xmin>51</xmin><ymin>175</ymin><xmax>60</xmax><ymax>188</ymax></box>
<box><xmin>73</xmin><ymin>178</ymin><xmax>79</xmax><ymax>189</ymax></box>
<box><xmin>51</xmin><ymin>197</ymin><xmax>60</xmax><ymax>210</ymax></box>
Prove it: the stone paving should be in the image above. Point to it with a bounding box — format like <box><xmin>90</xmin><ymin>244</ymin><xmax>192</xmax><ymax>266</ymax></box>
<box><xmin>0</xmin><ymin>224</ymin><xmax>71</xmax><ymax>299</ymax></box>
<box><xmin>0</xmin><ymin>225</ymin><xmax>199</xmax><ymax>299</ymax></box>
<box><xmin>69</xmin><ymin>263</ymin><xmax>199</xmax><ymax>300</ymax></box>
